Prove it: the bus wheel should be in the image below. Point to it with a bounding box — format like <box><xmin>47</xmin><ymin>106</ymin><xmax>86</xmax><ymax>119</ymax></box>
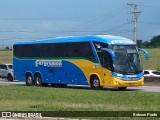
<box><xmin>35</xmin><ymin>74</ymin><xmax>42</xmax><ymax>86</ymax></box>
<box><xmin>90</xmin><ymin>76</ymin><xmax>102</xmax><ymax>89</ymax></box>
<box><xmin>118</xmin><ymin>87</ymin><xmax>127</xmax><ymax>90</ymax></box>
<box><xmin>26</xmin><ymin>74</ymin><xmax>34</xmax><ymax>86</ymax></box>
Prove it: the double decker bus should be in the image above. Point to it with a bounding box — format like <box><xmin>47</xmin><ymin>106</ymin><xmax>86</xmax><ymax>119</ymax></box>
<box><xmin>13</xmin><ymin>35</ymin><xmax>149</xmax><ymax>90</ymax></box>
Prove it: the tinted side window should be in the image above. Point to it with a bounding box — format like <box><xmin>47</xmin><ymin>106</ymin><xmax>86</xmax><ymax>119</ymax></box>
<box><xmin>14</xmin><ymin>42</ymin><xmax>95</xmax><ymax>61</ymax></box>
<box><xmin>8</xmin><ymin>65</ymin><xmax>13</xmax><ymax>69</ymax></box>
<box><xmin>0</xmin><ymin>65</ymin><xmax>3</xmax><ymax>69</ymax></box>
<box><xmin>0</xmin><ymin>65</ymin><xmax>7</xmax><ymax>70</ymax></box>
<box><xmin>144</xmin><ymin>71</ymin><xmax>149</xmax><ymax>74</ymax></box>
<box><xmin>152</xmin><ymin>71</ymin><xmax>160</xmax><ymax>75</ymax></box>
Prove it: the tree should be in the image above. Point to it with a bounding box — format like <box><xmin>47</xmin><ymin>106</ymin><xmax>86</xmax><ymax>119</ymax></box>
<box><xmin>150</xmin><ymin>35</ymin><xmax>160</xmax><ymax>48</ymax></box>
<box><xmin>143</xmin><ymin>41</ymin><xmax>152</xmax><ymax>48</ymax></box>
<box><xmin>5</xmin><ymin>46</ymin><xmax>10</xmax><ymax>50</ymax></box>
<box><xmin>137</xmin><ymin>40</ymin><xmax>143</xmax><ymax>48</ymax></box>
<box><xmin>137</xmin><ymin>40</ymin><xmax>151</xmax><ymax>48</ymax></box>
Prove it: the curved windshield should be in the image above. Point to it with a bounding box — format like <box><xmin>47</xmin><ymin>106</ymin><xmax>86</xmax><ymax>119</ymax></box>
<box><xmin>110</xmin><ymin>45</ymin><xmax>142</xmax><ymax>74</ymax></box>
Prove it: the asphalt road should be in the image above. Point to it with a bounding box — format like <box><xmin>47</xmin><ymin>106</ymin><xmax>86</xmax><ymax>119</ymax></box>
<box><xmin>0</xmin><ymin>78</ymin><xmax>159</xmax><ymax>92</ymax></box>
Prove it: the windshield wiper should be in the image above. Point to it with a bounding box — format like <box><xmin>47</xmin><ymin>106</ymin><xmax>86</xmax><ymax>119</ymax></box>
<box><xmin>128</xmin><ymin>56</ymin><xmax>139</xmax><ymax>73</ymax></box>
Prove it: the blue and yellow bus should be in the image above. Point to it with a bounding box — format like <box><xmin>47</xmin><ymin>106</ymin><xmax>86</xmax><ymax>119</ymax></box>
<box><xmin>13</xmin><ymin>35</ymin><xmax>149</xmax><ymax>90</ymax></box>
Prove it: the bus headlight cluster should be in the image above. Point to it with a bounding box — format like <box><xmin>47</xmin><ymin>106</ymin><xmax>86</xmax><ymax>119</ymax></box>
<box><xmin>117</xmin><ymin>76</ymin><xmax>122</xmax><ymax>80</ymax></box>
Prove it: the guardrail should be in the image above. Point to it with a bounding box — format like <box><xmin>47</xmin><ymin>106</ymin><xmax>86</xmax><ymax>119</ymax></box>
<box><xmin>144</xmin><ymin>77</ymin><xmax>160</xmax><ymax>86</ymax></box>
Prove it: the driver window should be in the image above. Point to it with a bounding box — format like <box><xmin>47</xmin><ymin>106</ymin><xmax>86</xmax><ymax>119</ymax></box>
<box><xmin>99</xmin><ymin>52</ymin><xmax>113</xmax><ymax>70</ymax></box>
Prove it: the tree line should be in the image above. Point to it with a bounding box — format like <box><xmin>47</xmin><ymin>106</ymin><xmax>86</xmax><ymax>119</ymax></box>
<box><xmin>137</xmin><ymin>35</ymin><xmax>160</xmax><ymax>48</ymax></box>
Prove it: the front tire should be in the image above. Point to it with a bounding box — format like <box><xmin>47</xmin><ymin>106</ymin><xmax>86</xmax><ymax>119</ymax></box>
<box><xmin>118</xmin><ymin>87</ymin><xmax>127</xmax><ymax>90</ymax></box>
<box><xmin>90</xmin><ymin>76</ymin><xmax>102</xmax><ymax>89</ymax></box>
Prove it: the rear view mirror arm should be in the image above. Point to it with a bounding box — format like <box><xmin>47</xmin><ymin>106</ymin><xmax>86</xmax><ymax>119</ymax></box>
<box><xmin>101</xmin><ymin>48</ymin><xmax>115</xmax><ymax>61</ymax></box>
<box><xmin>138</xmin><ymin>48</ymin><xmax>149</xmax><ymax>60</ymax></box>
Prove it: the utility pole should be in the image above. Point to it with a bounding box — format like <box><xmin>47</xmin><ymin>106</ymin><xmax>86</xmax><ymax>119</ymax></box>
<box><xmin>127</xmin><ymin>3</ymin><xmax>141</xmax><ymax>45</ymax></box>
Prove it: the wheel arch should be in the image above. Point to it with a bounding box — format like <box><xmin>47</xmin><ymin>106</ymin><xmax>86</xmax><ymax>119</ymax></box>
<box><xmin>89</xmin><ymin>73</ymin><xmax>102</xmax><ymax>86</ymax></box>
<box><xmin>34</xmin><ymin>71</ymin><xmax>45</xmax><ymax>86</ymax></box>
<box><xmin>7</xmin><ymin>72</ymin><xmax>12</xmax><ymax>76</ymax></box>
<box><xmin>25</xmin><ymin>71</ymin><xmax>34</xmax><ymax>86</ymax></box>
<box><xmin>34</xmin><ymin>71</ymin><xmax>43</xmax><ymax>81</ymax></box>
<box><xmin>25</xmin><ymin>71</ymin><xmax>33</xmax><ymax>79</ymax></box>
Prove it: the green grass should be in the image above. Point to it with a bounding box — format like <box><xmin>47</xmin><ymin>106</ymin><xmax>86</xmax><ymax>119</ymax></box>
<box><xmin>140</xmin><ymin>48</ymin><xmax>160</xmax><ymax>70</ymax></box>
<box><xmin>0</xmin><ymin>50</ymin><xmax>12</xmax><ymax>63</ymax></box>
<box><xmin>0</xmin><ymin>85</ymin><xmax>159</xmax><ymax>119</ymax></box>
<box><xmin>0</xmin><ymin>85</ymin><xmax>159</xmax><ymax>111</ymax></box>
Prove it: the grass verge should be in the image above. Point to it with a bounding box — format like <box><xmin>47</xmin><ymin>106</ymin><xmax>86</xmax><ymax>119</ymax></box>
<box><xmin>0</xmin><ymin>85</ymin><xmax>159</xmax><ymax>111</ymax></box>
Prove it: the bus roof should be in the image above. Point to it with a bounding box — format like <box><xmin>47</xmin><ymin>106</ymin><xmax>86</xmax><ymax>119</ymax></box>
<box><xmin>14</xmin><ymin>35</ymin><xmax>135</xmax><ymax>45</ymax></box>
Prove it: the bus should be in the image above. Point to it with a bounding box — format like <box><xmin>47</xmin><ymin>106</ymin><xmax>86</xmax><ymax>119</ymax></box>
<box><xmin>13</xmin><ymin>35</ymin><xmax>149</xmax><ymax>90</ymax></box>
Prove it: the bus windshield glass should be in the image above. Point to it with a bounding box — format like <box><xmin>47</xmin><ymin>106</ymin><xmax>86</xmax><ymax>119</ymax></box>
<box><xmin>110</xmin><ymin>45</ymin><xmax>142</xmax><ymax>74</ymax></box>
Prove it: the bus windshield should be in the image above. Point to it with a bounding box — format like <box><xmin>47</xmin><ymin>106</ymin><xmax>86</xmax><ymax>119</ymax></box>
<box><xmin>110</xmin><ymin>45</ymin><xmax>142</xmax><ymax>74</ymax></box>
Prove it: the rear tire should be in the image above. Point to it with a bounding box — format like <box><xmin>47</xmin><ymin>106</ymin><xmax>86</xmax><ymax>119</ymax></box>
<box><xmin>35</xmin><ymin>74</ymin><xmax>42</xmax><ymax>86</ymax></box>
<box><xmin>26</xmin><ymin>74</ymin><xmax>34</xmax><ymax>86</ymax></box>
<box><xmin>90</xmin><ymin>76</ymin><xmax>102</xmax><ymax>89</ymax></box>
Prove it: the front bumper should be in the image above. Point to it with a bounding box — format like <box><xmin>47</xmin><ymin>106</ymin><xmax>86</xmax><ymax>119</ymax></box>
<box><xmin>112</xmin><ymin>77</ymin><xmax>144</xmax><ymax>87</ymax></box>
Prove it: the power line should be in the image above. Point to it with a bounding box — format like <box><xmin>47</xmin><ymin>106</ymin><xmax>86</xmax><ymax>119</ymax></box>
<box><xmin>99</xmin><ymin>21</ymin><xmax>132</xmax><ymax>34</ymax></box>
<box><xmin>0</xmin><ymin>17</ymin><xmax>91</xmax><ymax>21</ymax></box>
<box><xmin>0</xmin><ymin>29</ymin><xmax>132</xmax><ymax>35</ymax></box>
<box><xmin>138</xmin><ymin>21</ymin><xmax>160</xmax><ymax>26</ymax></box>
<box><xmin>0</xmin><ymin>6</ymin><xmax>127</xmax><ymax>22</ymax></box>
<box><xmin>0</xmin><ymin>4</ymin><xmax>133</xmax><ymax>43</ymax></box>
<box><xmin>137</xmin><ymin>4</ymin><xmax>159</xmax><ymax>8</ymax></box>
<box><xmin>67</xmin><ymin>5</ymin><xmax>128</xmax><ymax>32</ymax></box>
<box><xmin>0</xmin><ymin>5</ymin><xmax>130</xmax><ymax>38</ymax></box>
<box><xmin>98</xmin><ymin>30</ymin><xmax>132</xmax><ymax>36</ymax></box>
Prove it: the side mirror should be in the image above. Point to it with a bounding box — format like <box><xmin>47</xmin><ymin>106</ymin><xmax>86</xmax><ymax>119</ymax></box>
<box><xmin>138</xmin><ymin>48</ymin><xmax>149</xmax><ymax>60</ymax></box>
<box><xmin>101</xmin><ymin>48</ymin><xmax>115</xmax><ymax>61</ymax></box>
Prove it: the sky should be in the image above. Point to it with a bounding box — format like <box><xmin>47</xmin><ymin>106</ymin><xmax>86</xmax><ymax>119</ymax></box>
<box><xmin>0</xmin><ymin>0</ymin><xmax>160</xmax><ymax>46</ymax></box>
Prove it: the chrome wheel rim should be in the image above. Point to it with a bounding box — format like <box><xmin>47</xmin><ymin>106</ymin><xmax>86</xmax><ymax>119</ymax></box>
<box><xmin>27</xmin><ymin>76</ymin><xmax>32</xmax><ymax>84</ymax></box>
<box><xmin>93</xmin><ymin>79</ymin><xmax>99</xmax><ymax>88</ymax></box>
